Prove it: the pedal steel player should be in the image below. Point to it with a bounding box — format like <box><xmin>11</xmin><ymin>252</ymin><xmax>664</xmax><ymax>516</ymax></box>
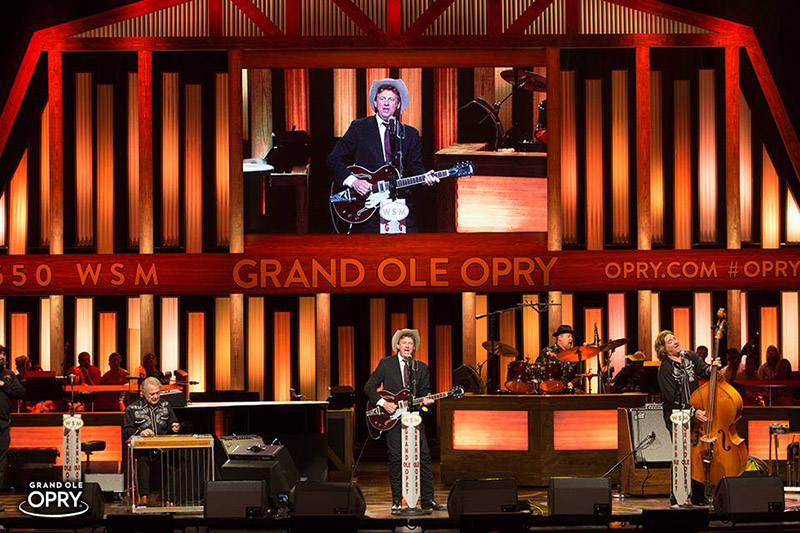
<box><xmin>364</xmin><ymin>329</ymin><xmax>445</xmax><ymax>514</ymax></box>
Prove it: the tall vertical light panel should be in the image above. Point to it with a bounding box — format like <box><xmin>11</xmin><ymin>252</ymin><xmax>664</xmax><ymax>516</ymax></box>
<box><xmin>697</xmin><ymin>70</ymin><xmax>717</xmax><ymax>243</ymax></box>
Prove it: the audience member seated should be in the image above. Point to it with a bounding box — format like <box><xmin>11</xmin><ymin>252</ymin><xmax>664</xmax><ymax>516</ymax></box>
<box><xmin>101</xmin><ymin>352</ymin><xmax>129</xmax><ymax>385</ymax></box>
<box><xmin>696</xmin><ymin>345</ymin><xmax>709</xmax><ymax>363</ymax></box>
<box><xmin>757</xmin><ymin>345</ymin><xmax>781</xmax><ymax>380</ymax></box>
<box><xmin>67</xmin><ymin>351</ymin><xmax>102</xmax><ymax>385</ymax></box>
<box><xmin>774</xmin><ymin>358</ymin><xmax>796</xmax><ymax>405</ymax></box>
<box><xmin>721</xmin><ymin>348</ymin><xmax>742</xmax><ymax>383</ymax></box>
<box><xmin>138</xmin><ymin>353</ymin><xmax>169</xmax><ymax>385</ymax></box>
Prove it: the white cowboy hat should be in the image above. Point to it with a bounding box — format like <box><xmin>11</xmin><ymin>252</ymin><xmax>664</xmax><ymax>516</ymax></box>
<box><xmin>391</xmin><ymin>328</ymin><xmax>421</xmax><ymax>353</ymax></box>
<box><xmin>369</xmin><ymin>78</ymin><xmax>410</xmax><ymax>114</ymax></box>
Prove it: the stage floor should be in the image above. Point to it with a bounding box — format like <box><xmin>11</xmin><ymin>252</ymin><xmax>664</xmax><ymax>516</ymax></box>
<box><xmin>3</xmin><ymin>461</ymin><xmax>800</xmax><ymax>521</ymax></box>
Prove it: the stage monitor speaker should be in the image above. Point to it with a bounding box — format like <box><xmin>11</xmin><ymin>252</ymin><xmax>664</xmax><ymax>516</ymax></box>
<box><xmin>220</xmin><ymin>459</ymin><xmax>292</xmax><ymax>508</ymax></box>
<box><xmin>548</xmin><ymin>477</ymin><xmax>611</xmax><ymax>516</ymax></box>
<box><xmin>453</xmin><ymin>365</ymin><xmax>484</xmax><ymax>394</ymax></box>
<box><xmin>447</xmin><ymin>479</ymin><xmax>519</xmax><ymax>519</ymax></box>
<box><xmin>712</xmin><ymin>475</ymin><xmax>785</xmax><ymax>514</ymax></box>
<box><xmin>292</xmin><ymin>481</ymin><xmax>366</xmax><ymax>516</ymax></box>
<box><xmin>628</xmin><ymin>406</ymin><xmax>672</xmax><ymax>465</ymax></box>
<box><xmin>79</xmin><ymin>482</ymin><xmax>105</xmax><ymax>520</ymax></box>
<box><xmin>204</xmin><ymin>480</ymin><xmax>267</xmax><ymax>518</ymax></box>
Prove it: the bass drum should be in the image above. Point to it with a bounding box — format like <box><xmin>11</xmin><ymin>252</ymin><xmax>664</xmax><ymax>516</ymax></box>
<box><xmin>535</xmin><ymin>360</ymin><xmax>565</xmax><ymax>394</ymax></box>
<box><xmin>505</xmin><ymin>361</ymin><xmax>536</xmax><ymax>394</ymax></box>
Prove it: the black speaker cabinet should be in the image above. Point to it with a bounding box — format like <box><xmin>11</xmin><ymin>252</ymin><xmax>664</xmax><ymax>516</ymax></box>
<box><xmin>453</xmin><ymin>365</ymin><xmax>484</xmax><ymax>394</ymax></box>
<box><xmin>447</xmin><ymin>479</ymin><xmax>519</xmax><ymax>519</ymax></box>
<box><xmin>713</xmin><ymin>475</ymin><xmax>785</xmax><ymax>514</ymax></box>
<box><xmin>204</xmin><ymin>480</ymin><xmax>267</xmax><ymax>518</ymax></box>
<box><xmin>220</xmin><ymin>459</ymin><xmax>292</xmax><ymax>507</ymax></box>
<box><xmin>292</xmin><ymin>481</ymin><xmax>366</xmax><ymax>516</ymax></box>
<box><xmin>548</xmin><ymin>477</ymin><xmax>611</xmax><ymax>516</ymax></box>
<box><xmin>80</xmin><ymin>482</ymin><xmax>105</xmax><ymax>520</ymax></box>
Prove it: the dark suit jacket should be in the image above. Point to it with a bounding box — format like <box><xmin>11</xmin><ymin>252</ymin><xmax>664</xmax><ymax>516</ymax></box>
<box><xmin>327</xmin><ymin>116</ymin><xmax>427</xmax><ymax>188</ymax></box>
<box><xmin>364</xmin><ymin>355</ymin><xmax>431</xmax><ymax>406</ymax></box>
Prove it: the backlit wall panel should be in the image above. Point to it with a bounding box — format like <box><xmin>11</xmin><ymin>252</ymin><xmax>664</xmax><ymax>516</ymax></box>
<box><xmin>611</xmin><ymin>70</ymin><xmax>629</xmax><ymax>244</ymax></box>
<box><xmin>739</xmin><ymin>92</ymin><xmax>752</xmax><ymax>242</ymax></box>
<box><xmin>693</xmin><ymin>292</ymin><xmax>712</xmax><ymax>357</ymax></box>
<box><xmin>494</xmin><ymin>67</ymin><xmax>512</xmax><ymax>129</ymax></box>
<box><xmin>10</xmin><ymin>313</ymin><xmax>28</xmax><ymax>362</ymax></box>
<box><xmin>672</xmin><ymin>307</ymin><xmax>691</xmax><ymax>351</ymax></box>
<box><xmin>96</xmin><ymin>84</ymin><xmax>115</xmax><ymax>254</ymax></box>
<box><xmin>760</xmin><ymin>306</ymin><xmax>778</xmax><ymax>363</ymax></box>
<box><xmin>247</xmin><ymin>297</ymin><xmax>265</xmax><ymax>399</ymax></box>
<box><xmin>161</xmin><ymin>73</ymin><xmax>180</xmax><ymax>247</ymax></box>
<box><xmin>215</xmin><ymin>73</ymin><xmax>230</xmax><ymax>246</ymax></box>
<box><xmin>9</xmin><ymin>151</ymin><xmax>27</xmax><ymax>255</ymax></box>
<box><xmin>337</xmin><ymin>326</ymin><xmax>355</xmax><ymax>387</ymax></box>
<box><xmin>585</xmin><ymin>79</ymin><xmax>604</xmax><ymax>250</ymax></box>
<box><xmin>650</xmin><ymin>71</ymin><xmax>664</xmax><ymax>244</ymax></box>
<box><xmin>522</xmin><ymin>293</ymin><xmax>541</xmax><ymax>361</ymax></box>
<box><xmin>697</xmin><ymin>70</ymin><xmax>717</xmax><ymax>243</ymax></box>
<box><xmin>40</xmin><ymin>298</ymin><xmax>50</xmax><ymax>370</ymax></box>
<box><xmin>40</xmin><ymin>103</ymin><xmax>50</xmax><ymax>247</ymax></box>
<box><xmin>127</xmin><ymin>73</ymin><xmax>140</xmax><ymax>247</ymax></box>
<box><xmin>249</xmin><ymin>69</ymin><xmax>273</xmax><ymax>157</ymax></box>
<box><xmin>160</xmin><ymin>297</ymin><xmax>179</xmax><ymax>374</ymax></box>
<box><xmin>436</xmin><ymin>325</ymin><xmax>453</xmax><ymax>396</ymax></box>
<box><xmin>75</xmin><ymin>298</ymin><xmax>93</xmax><ymax>364</ymax></box>
<box><xmin>475</xmin><ymin>295</ymin><xmax>488</xmax><ymax>372</ymax></box>
<box><xmin>584</xmin><ymin>308</ymin><xmax>603</xmax><ymax>392</ymax></box>
<box><xmin>412</xmin><ymin>298</ymin><xmax>428</xmax><ymax>364</ymax></box>
<box><xmin>98</xmin><ymin>312</ymin><xmax>117</xmax><ymax>373</ymax></box>
<box><xmin>284</xmin><ymin>69</ymin><xmax>309</xmax><ymax>132</ymax></box>
<box><xmin>607</xmin><ymin>293</ymin><xmax>626</xmax><ymax>376</ymax></box>
<box><xmin>399</xmin><ymin>68</ymin><xmax>422</xmax><ymax>132</ymax></box>
<box><xmin>333</xmin><ymin>69</ymin><xmax>356</xmax><ymax>137</ymax></box>
<box><xmin>185</xmin><ymin>84</ymin><xmax>203</xmax><ymax>253</ymax></box>
<box><xmin>761</xmin><ymin>146</ymin><xmax>780</xmax><ymax>249</ymax></box>
<box><xmin>673</xmin><ymin>80</ymin><xmax>691</xmax><ymax>249</ymax></box>
<box><xmin>434</xmin><ymin>68</ymin><xmax>458</xmax><ymax>151</ymax></box>
<box><xmin>273</xmin><ymin>311</ymin><xmax>291</xmax><ymax>401</ymax></box>
<box><xmin>127</xmin><ymin>298</ymin><xmax>141</xmax><ymax>372</ymax></box>
<box><xmin>75</xmin><ymin>73</ymin><xmax>93</xmax><ymax>247</ymax></box>
<box><xmin>456</xmin><ymin>176</ymin><xmax>547</xmax><ymax>232</ymax></box>
<box><xmin>370</xmin><ymin>298</ymin><xmax>386</xmax><ymax>371</ymax></box>
<box><xmin>562</xmin><ymin>70</ymin><xmax>578</xmax><ymax>244</ymax></box>
<box><xmin>781</xmin><ymin>292</ymin><xmax>799</xmax><ymax>370</ymax></box>
<box><xmin>215</xmin><ymin>297</ymin><xmax>231</xmax><ymax>390</ymax></box>
<box><xmin>187</xmin><ymin>312</ymin><xmax>205</xmax><ymax>393</ymax></box>
<box><xmin>299</xmin><ymin>296</ymin><xmax>316</xmax><ymax>399</ymax></box>
<box><xmin>787</xmin><ymin>190</ymin><xmax>800</xmax><ymax>244</ymax></box>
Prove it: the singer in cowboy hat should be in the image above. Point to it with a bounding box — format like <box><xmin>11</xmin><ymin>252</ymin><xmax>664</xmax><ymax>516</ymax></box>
<box><xmin>327</xmin><ymin>78</ymin><xmax>438</xmax><ymax>233</ymax></box>
<box><xmin>364</xmin><ymin>328</ymin><xmax>446</xmax><ymax>514</ymax></box>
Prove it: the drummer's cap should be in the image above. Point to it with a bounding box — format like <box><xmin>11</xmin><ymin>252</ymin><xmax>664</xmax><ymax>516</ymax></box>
<box><xmin>552</xmin><ymin>324</ymin><xmax>576</xmax><ymax>337</ymax></box>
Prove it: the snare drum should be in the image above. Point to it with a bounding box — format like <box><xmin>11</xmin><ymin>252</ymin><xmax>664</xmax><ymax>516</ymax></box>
<box><xmin>535</xmin><ymin>360</ymin><xmax>565</xmax><ymax>394</ymax></box>
<box><xmin>505</xmin><ymin>361</ymin><xmax>536</xmax><ymax>394</ymax></box>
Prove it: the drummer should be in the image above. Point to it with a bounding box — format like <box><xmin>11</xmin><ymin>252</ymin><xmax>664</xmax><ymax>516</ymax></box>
<box><xmin>536</xmin><ymin>324</ymin><xmax>582</xmax><ymax>390</ymax></box>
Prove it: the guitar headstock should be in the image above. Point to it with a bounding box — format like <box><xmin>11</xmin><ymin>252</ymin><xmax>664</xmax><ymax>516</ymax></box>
<box><xmin>450</xmin><ymin>161</ymin><xmax>475</xmax><ymax>178</ymax></box>
<box><xmin>451</xmin><ymin>385</ymin><xmax>466</xmax><ymax>398</ymax></box>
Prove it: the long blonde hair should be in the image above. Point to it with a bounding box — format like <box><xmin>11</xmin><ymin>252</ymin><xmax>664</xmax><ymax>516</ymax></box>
<box><xmin>654</xmin><ymin>330</ymin><xmax>674</xmax><ymax>361</ymax></box>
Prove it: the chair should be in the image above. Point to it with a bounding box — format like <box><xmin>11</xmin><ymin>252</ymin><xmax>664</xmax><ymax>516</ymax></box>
<box><xmin>81</xmin><ymin>441</ymin><xmax>106</xmax><ymax>474</ymax></box>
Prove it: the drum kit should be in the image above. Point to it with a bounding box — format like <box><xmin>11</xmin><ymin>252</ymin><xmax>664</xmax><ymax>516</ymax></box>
<box><xmin>497</xmin><ymin>337</ymin><xmax>628</xmax><ymax>395</ymax></box>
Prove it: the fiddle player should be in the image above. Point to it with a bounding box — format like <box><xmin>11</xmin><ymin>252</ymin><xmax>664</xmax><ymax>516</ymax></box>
<box><xmin>536</xmin><ymin>324</ymin><xmax>582</xmax><ymax>390</ymax></box>
<box><xmin>655</xmin><ymin>330</ymin><xmax>720</xmax><ymax>504</ymax></box>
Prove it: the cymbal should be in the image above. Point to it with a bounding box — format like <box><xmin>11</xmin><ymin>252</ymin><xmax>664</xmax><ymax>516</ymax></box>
<box><xmin>481</xmin><ymin>340</ymin><xmax>518</xmax><ymax>358</ymax></box>
<box><xmin>598</xmin><ymin>338</ymin><xmax>628</xmax><ymax>352</ymax></box>
<box><xmin>557</xmin><ymin>345</ymin><xmax>601</xmax><ymax>362</ymax></box>
<box><xmin>500</xmin><ymin>69</ymin><xmax>547</xmax><ymax>92</ymax></box>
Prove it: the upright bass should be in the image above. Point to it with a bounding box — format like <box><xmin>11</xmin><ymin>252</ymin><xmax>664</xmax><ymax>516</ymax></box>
<box><xmin>690</xmin><ymin>308</ymin><xmax>748</xmax><ymax>498</ymax></box>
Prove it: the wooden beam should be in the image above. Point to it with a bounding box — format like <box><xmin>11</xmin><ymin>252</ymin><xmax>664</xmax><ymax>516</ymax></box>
<box><xmin>45</xmin><ymin>0</ymin><xmax>192</xmax><ymax>39</ymax></box>
<box><xmin>228</xmin><ymin>49</ymin><xmax>244</xmax><ymax>254</ymax></box>
<box><xmin>636</xmin><ymin>47</ymin><xmax>651</xmax><ymax>251</ymax></box>
<box><xmin>330</xmin><ymin>0</ymin><xmax>385</xmax><ymax>38</ymax></box>
<box><xmin>546</xmin><ymin>47</ymin><xmax>562</xmax><ymax>252</ymax></box>
<box><xmin>230</xmin><ymin>0</ymin><xmax>284</xmax><ymax>36</ymax></box>
<box><xmin>230</xmin><ymin>293</ymin><xmax>245</xmax><ymax>389</ymax></box>
<box><xmin>50</xmin><ymin>295</ymin><xmax>64</xmax><ymax>378</ymax></box>
<box><xmin>548</xmin><ymin>291</ymin><xmax>562</xmax><ymax>337</ymax></box>
<box><xmin>140</xmin><ymin>294</ymin><xmax>155</xmax><ymax>360</ymax></box>
<box><xmin>505</xmin><ymin>0</ymin><xmax>555</xmax><ymax>37</ymax></box>
<box><xmin>606</xmin><ymin>0</ymin><xmax>747</xmax><ymax>34</ymax></box>
<box><xmin>638</xmin><ymin>290</ymin><xmax>652</xmax><ymax>359</ymax></box>
<box><xmin>727</xmin><ymin>289</ymin><xmax>741</xmax><ymax>353</ymax></box>
<box><xmin>404</xmin><ymin>0</ymin><xmax>457</xmax><ymax>38</ymax></box>
<box><xmin>316</xmin><ymin>293</ymin><xmax>331</xmax><ymax>401</ymax></box>
<box><xmin>48</xmin><ymin>50</ymin><xmax>64</xmax><ymax>255</ymax></box>
<box><xmin>138</xmin><ymin>51</ymin><xmax>154</xmax><ymax>254</ymax></box>
<box><xmin>462</xmin><ymin>292</ymin><xmax>476</xmax><ymax>368</ymax></box>
<box><xmin>725</xmin><ymin>46</ymin><xmax>741</xmax><ymax>250</ymax></box>
<box><xmin>0</xmin><ymin>33</ymin><xmax>43</xmax><ymax>158</ymax></box>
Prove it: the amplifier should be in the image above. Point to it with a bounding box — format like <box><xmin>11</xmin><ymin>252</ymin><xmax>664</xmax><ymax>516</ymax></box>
<box><xmin>220</xmin><ymin>435</ymin><xmax>283</xmax><ymax>460</ymax></box>
<box><xmin>629</xmin><ymin>406</ymin><xmax>672</xmax><ymax>465</ymax></box>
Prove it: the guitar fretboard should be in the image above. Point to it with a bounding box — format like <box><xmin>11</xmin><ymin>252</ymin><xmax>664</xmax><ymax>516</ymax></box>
<box><xmin>396</xmin><ymin>169</ymin><xmax>452</xmax><ymax>189</ymax></box>
<box><xmin>411</xmin><ymin>390</ymin><xmax>454</xmax><ymax>406</ymax></box>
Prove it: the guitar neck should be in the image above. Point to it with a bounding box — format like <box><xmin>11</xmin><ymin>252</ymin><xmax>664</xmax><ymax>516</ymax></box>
<box><xmin>411</xmin><ymin>390</ymin><xmax>451</xmax><ymax>406</ymax></box>
<box><xmin>396</xmin><ymin>169</ymin><xmax>452</xmax><ymax>189</ymax></box>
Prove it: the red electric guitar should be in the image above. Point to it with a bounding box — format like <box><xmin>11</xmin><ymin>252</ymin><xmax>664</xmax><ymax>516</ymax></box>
<box><xmin>365</xmin><ymin>386</ymin><xmax>465</xmax><ymax>431</ymax></box>
<box><xmin>329</xmin><ymin>161</ymin><xmax>474</xmax><ymax>225</ymax></box>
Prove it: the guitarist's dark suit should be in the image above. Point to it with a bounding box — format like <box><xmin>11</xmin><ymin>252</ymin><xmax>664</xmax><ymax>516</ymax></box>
<box><xmin>364</xmin><ymin>354</ymin><xmax>435</xmax><ymax>506</ymax></box>
<box><xmin>327</xmin><ymin>116</ymin><xmax>427</xmax><ymax>233</ymax></box>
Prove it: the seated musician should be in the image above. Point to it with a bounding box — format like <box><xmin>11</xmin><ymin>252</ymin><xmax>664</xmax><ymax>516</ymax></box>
<box><xmin>123</xmin><ymin>377</ymin><xmax>180</xmax><ymax>506</ymax></box>
<box><xmin>535</xmin><ymin>324</ymin><xmax>581</xmax><ymax>390</ymax></box>
<box><xmin>327</xmin><ymin>78</ymin><xmax>438</xmax><ymax>233</ymax></box>
<box><xmin>655</xmin><ymin>330</ymin><xmax>720</xmax><ymax>504</ymax></box>
<box><xmin>364</xmin><ymin>328</ymin><xmax>445</xmax><ymax>514</ymax></box>
<box><xmin>67</xmin><ymin>352</ymin><xmax>102</xmax><ymax>385</ymax></box>
<box><xmin>138</xmin><ymin>352</ymin><xmax>169</xmax><ymax>385</ymax></box>
<box><xmin>101</xmin><ymin>352</ymin><xmax>129</xmax><ymax>385</ymax></box>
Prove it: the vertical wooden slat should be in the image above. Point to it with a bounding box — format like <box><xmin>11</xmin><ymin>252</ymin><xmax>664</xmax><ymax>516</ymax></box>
<box><xmin>370</xmin><ymin>298</ymin><xmax>386</xmax><ymax>370</ymax></box>
<box><xmin>161</xmin><ymin>73</ymin><xmax>180</xmax><ymax>247</ymax></box>
<box><xmin>522</xmin><ymin>293</ymin><xmax>540</xmax><ymax>360</ymax></box>
<box><xmin>284</xmin><ymin>68</ymin><xmax>309</xmax><ymax>132</ymax></box>
<box><xmin>499</xmin><ymin>309</ymin><xmax>516</xmax><ymax>372</ymax></box>
<box><xmin>333</xmin><ymin>69</ymin><xmax>356</xmax><ymax>137</ymax></box>
<box><xmin>10</xmin><ymin>313</ymin><xmax>29</xmax><ymax>362</ymax></box>
<box><xmin>549</xmin><ymin>291</ymin><xmax>563</xmax><ymax>337</ymax></box>
<box><xmin>39</xmin><ymin>299</ymin><xmax>50</xmax><ymax>370</ymax></box>
<box><xmin>788</xmin><ymin>190</ymin><xmax>800</xmax><ymax>243</ymax></box>
<box><xmin>50</xmin><ymin>295</ymin><xmax>65</xmax><ymax>379</ymax></box>
<box><xmin>651</xmin><ymin>292</ymin><xmax>661</xmax><ymax>354</ymax></box>
<box><xmin>249</xmin><ymin>69</ymin><xmax>273</xmax><ymax>157</ymax></box>
<box><xmin>337</xmin><ymin>325</ymin><xmax>355</xmax><ymax>387</ymax></box>
<box><xmin>185</xmin><ymin>84</ymin><xmax>203</xmax><ymax>253</ymax></box>
<box><xmin>672</xmin><ymin>307</ymin><xmax>692</xmax><ymax>351</ymax></box>
<box><xmin>611</xmin><ymin>70</ymin><xmax>629</xmax><ymax>244</ymax></box>
<box><xmin>585</xmin><ymin>79</ymin><xmax>603</xmax><ymax>250</ymax></box>
<box><xmin>436</xmin><ymin>324</ymin><xmax>452</xmax><ymax>397</ymax></box>
<box><xmin>494</xmin><ymin>67</ymin><xmax>512</xmax><ymax>129</ymax></box>
<box><xmin>230</xmin><ymin>293</ymin><xmax>244</xmax><ymax>390</ymax></box>
<box><xmin>674</xmin><ymin>80</ymin><xmax>692</xmax><ymax>250</ymax></box>
<box><xmin>138</xmin><ymin>51</ymin><xmax>154</xmax><ymax>254</ymax></box>
<box><xmin>636</xmin><ymin>48</ymin><xmax>651</xmax><ymax>250</ymax></box>
<box><xmin>607</xmin><ymin>293</ymin><xmax>626</xmax><ymax>376</ymax></box>
<box><xmin>48</xmin><ymin>51</ymin><xmax>64</xmax><ymax>256</ymax></box>
<box><xmin>299</xmin><ymin>296</ymin><xmax>316</xmax><ymax>400</ymax></box>
<box><xmin>561</xmin><ymin>70</ymin><xmax>578</xmax><ymax>244</ymax></box>
<box><xmin>98</xmin><ymin>312</ymin><xmax>117</xmax><ymax>374</ymax></box>
<box><xmin>474</xmin><ymin>67</ymin><xmax>494</xmax><ymax>103</ymax></box>
<box><xmin>693</xmin><ymin>292</ymin><xmax>712</xmax><ymax>357</ymax></box>
<box><xmin>547</xmin><ymin>47</ymin><xmax>562</xmax><ymax>252</ymax></box>
<box><xmin>638</xmin><ymin>290</ymin><xmax>652</xmax><ymax>359</ymax></box>
<box><xmin>584</xmin><ymin>308</ymin><xmax>603</xmax><ymax>392</ymax></box>
<box><xmin>315</xmin><ymin>293</ymin><xmax>331</xmax><ymax>400</ymax></box>
<box><xmin>187</xmin><ymin>312</ymin><xmax>205</xmax><ymax>392</ymax></box>
<box><xmin>215</xmin><ymin>297</ymin><xmax>231</xmax><ymax>391</ymax></box>
<box><xmin>75</xmin><ymin>72</ymin><xmax>93</xmax><ymax>247</ymax></box>
<box><xmin>127</xmin><ymin>297</ymin><xmax>141</xmax><ymax>376</ymax></box>
<box><xmin>651</xmin><ymin>70</ymin><xmax>664</xmax><ymax>244</ymax></box>
<box><xmin>273</xmin><ymin>311</ymin><xmax>291</xmax><ymax>401</ymax></box>
<box><xmin>760</xmin><ymin>306</ymin><xmax>778</xmax><ymax>363</ymax></box>
<box><xmin>781</xmin><ymin>292</ymin><xmax>799</xmax><ymax>370</ymax></box>
<box><xmin>434</xmin><ymin>68</ymin><xmax>458</xmax><ymax>151</ymax></box>
<box><xmin>462</xmin><ymin>292</ymin><xmax>477</xmax><ymax>367</ymax></box>
<box><xmin>40</xmin><ymin>103</ymin><xmax>50</xmax><ymax>247</ymax></box>
<box><xmin>739</xmin><ymin>92</ymin><xmax>752</xmax><ymax>242</ymax></box>
<box><xmin>698</xmin><ymin>69</ymin><xmax>717</xmax><ymax>243</ymax></box>
<box><xmin>160</xmin><ymin>297</ymin><xmax>179</xmax><ymax>375</ymax></box>
<box><xmin>96</xmin><ymin>84</ymin><xmax>114</xmax><ymax>254</ymax></box>
<box><xmin>727</xmin><ymin>289</ymin><xmax>742</xmax><ymax>356</ymax></box>
<box><xmin>475</xmin><ymin>295</ymin><xmax>488</xmax><ymax>375</ymax></box>
<box><xmin>215</xmin><ymin>73</ymin><xmax>230</xmax><ymax>247</ymax></box>
<box><xmin>412</xmin><ymin>298</ymin><xmax>428</xmax><ymax>364</ymax></box>
<box><xmin>127</xmin><ymin>73</ymin><xmax>140</xmax><ymax>247</ymax></box>
<box><xmin>761</xmin><ymin>146</ymin><xmax>780</xmax><ymax>249</ymax></box>
<box><xmin>398</xmin><ymin>67</ymin><xmax>422</xmax><ymax>132</ymax></box>
<box><xmin>247</xmin><ymin>297</ymin><xmax>265</xmax><ymax>399</ymax></box>
<box><xmin>229</xmin><ymin>49</ymin><xmax>244</xmax><ymax>254</ymax></box>
<box><xmin>75</xmin><ymin>298</ymin><xmax>93</xmax><ymax>363</ymax></box>
<box><xmin>0</xmin><ymin>300</ymin><xmax>5</xmax><ymax>345</ymax></box>
<box><xmin>8</xmin><ymin>151</ymin><xmax>27</xmax><ymax>255</ymax></box>
<box><xmin>725</xmin><ymin>47</ymin><xmax>741</xmax><ymax>249</ymax></box>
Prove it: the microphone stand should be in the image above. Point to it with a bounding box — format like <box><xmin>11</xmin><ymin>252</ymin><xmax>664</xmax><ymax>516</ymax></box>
<box><xmin>603</xmin><ymin>432</ymin><xmax>656</xmax><ymax>499</ymax></box>
<box><xmin>388</xmin><ymin>117</ymin><xmax>400</xmax><ymax>201</ymax></box>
